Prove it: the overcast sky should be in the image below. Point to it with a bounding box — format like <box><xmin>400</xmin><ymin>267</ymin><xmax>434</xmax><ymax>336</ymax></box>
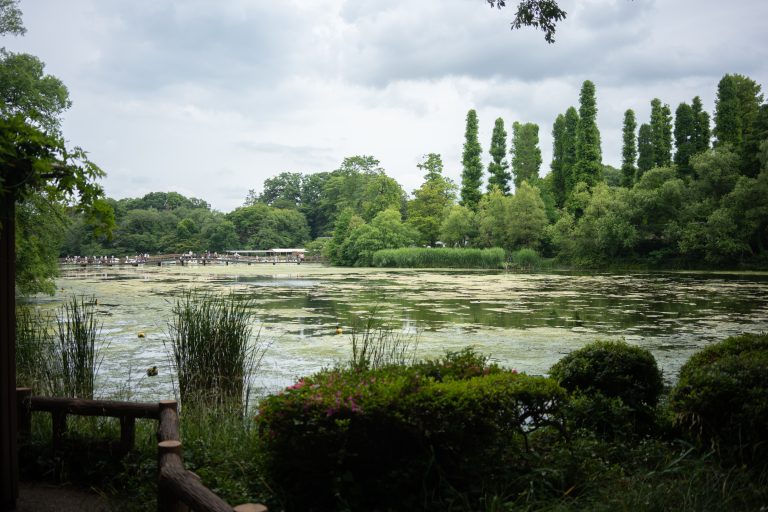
<box><xmin>6</xmin><ymin>0</ymin><xmax>768</xmax><ymax>212</ymax></box>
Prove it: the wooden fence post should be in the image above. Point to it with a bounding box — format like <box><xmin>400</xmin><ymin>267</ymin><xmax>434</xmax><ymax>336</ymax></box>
<box><xmin>15</xmin><ymin>388</ymin><xmax>32</xmax><ymax>441</ymax></box>
<box><xmin>119</xmin><ymin>416</ymin><xmax>135</xmax><ymax>454</ymax></box>
<box><xmin>51</xmin><ymin>411</ymin><xmax>67</xmax><ymax>452</ymax></box>
<box><xmin>158</xmin><ymin>440</ymin><xmax>187</xmax><ymax>512</ymax></box>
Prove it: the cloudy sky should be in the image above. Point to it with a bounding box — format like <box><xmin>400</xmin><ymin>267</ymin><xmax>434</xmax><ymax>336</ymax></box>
<box><xmin>6</xmin><ymin>0</ymin><xmax>768</xmax><ymax>212</ymax></box>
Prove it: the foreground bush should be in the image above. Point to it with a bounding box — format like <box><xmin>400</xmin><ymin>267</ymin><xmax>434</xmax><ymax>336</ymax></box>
<box><xmin>257</xmin><ymin>352</ymin><xmax>566</xmax><ymax>511</ymax></box>
<box><xmin>549</xmin><ymin>340</ymin><xmax>664</xmax><ymax>436</ymax></box>
<box><xmin>372</xmin><ymin>247</ymin><xmax>505</xmax><ymax>268</ymax></box>
<box><xmin>670</xmin><ymin>333</ymin><xmax>768</xmax><ymax>463</ymax></box>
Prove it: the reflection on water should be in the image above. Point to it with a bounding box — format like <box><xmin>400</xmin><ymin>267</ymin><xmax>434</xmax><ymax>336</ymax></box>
<box><xmin>25</xmin><ymin>263</ymin><xmax>768</xmax><ymax>402</ymax></box>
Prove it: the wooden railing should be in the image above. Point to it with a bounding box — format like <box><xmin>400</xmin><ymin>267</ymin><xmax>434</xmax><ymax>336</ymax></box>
<box><xmin>16</xmin><ymin>388</ymin><xmax>266</xmax><ymax>512</ymax></box>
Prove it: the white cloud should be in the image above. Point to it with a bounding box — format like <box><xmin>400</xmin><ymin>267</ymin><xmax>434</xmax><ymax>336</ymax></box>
<box><xmin>4</xmin><ymin>0</ymin><xmax>767</xmax><ymax>211</ymax></box>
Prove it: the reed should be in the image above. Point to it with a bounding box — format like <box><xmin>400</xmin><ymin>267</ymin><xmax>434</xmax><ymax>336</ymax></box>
<box><xmin>509</xmin><ymin>247</ymin><xmax>544</xmax><ymax>270</ymax></box>
<box><xmin>349</xmin><ymin>311</ymin><xmax>418</xmax><ymax>370</ymax></box>
<box><xmin>167</xmin><ymin>290</ymin><xmax>263</xmax><ymax>410</ymax></box>
<box><xmin>372</xmin><ymin>247</ymin><xmax>506</xmax><ymax>269</ymax></box>
<box><xmin>53</xmin><ymin>296</ymin><xmax>103</xmax><ymax>399</ymax></box>
<box><xmin>15</xmin><ymin>305</ymin><xmax>57</xmax><ymax>391</ymax></box>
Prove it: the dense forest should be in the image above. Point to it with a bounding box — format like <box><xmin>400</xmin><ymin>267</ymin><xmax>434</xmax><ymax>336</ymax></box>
<box><xmin>18</xmin><ymin>73</ymin><xmax>768</xmax><ymax>292</ymax></box>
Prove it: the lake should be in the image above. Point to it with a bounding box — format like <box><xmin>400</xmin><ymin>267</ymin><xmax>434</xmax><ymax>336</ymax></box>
<box><xmin>25</xmin><ymin>263</ymin><xmax>768</xmax><ymax>403</ymax></box>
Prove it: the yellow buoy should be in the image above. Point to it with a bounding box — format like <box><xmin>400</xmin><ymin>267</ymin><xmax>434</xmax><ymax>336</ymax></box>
<box><xmin>335</xmin><ymin>324</ymin><xmax>343</xmax><ymax>335</ymax></box>
<box><xmin>147</xmin><ymin>366</ymin><xmax>158</xmax><ymax>377</ymax></box>
<box><xmin>138</xmin><ymin>332</ymin><xmax>146</xmax><ymax>338</ymax></box>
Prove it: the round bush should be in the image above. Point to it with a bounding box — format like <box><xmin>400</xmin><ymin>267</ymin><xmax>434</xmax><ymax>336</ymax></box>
<box><xmin>549</xmin><ymin>340</ymin><xmax>664</xmax><ymax>410</ymax></box>
<box><xmin>669</xmin><ymin>333</ymin><xmax>768</xmax><ymax>460</ymax></box>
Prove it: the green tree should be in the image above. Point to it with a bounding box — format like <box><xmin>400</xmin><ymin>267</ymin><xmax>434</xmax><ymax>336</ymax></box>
<box><xmin>507</xmin><ymin>181</ymin><xmax>548</xmax><ymax>250</ymax></box>
<box><xmin>408</xmin><ymin>154</ymin><xmax>456</xmax><ymax>246</ymax></box>
<box><xmin>674</xmin><ymin>101</ymin><xmax>696</xmax><ymax>177</ymax></box>
<box><xmin>714</xmin><ymin>74</ymin><xmax>763</xmax><ymax>152</ymax></box>
<box><xmin>621</xmin><ymin>109</ymin><xmax>637</xmax><ymax>186</ymax></box>
<box><xmin>550</xmin><ymin>113</ymin><xmax>567</xmax><ymax>206</ymax></box>
<box><xmin>227</xmin><ymin>203</ymin><xmax>309</xmax><ymax>250</ymax></box>
<box><xmin>637</xmin><ymin>123</ymin><xmax>654</xmax><ymax>177</ymax></box>
<box><xmin>460</xmin><ymin>109</ymin><xmax>483</xmax><ymax>211</ymax></box>
<box><xmin>650</xmin><ymin>98</ymin><xmax>673</xmax><ymax>168</ymax></box>
<box><xmin>574</xmin><ymin>80</ymin><xmax>602</xmax><ymax>188</ymax></box>
<box><xmin>476</xmin><ymin>188</ymin><xmax>511</xmax><ymax>249</ymax></box>
<box><xmin>0</xmin><ymin>51</ymin><xmax>70</xmax><ymax>133</ymax></box>
<box><xmin>691</xmin><ymin>96</ymin><xmax>711</xmax><ymax>155</ymax></box>
<box><xmin>510</xmin><ymin>121</ymin><xmax>542</xmax><ymax>189</ymax></box>
<box><xmin>440</xmin><ymin>205</ymin><xmax>477</xmax><ymax>247</ymax></box>
<box><xmin>573</xmin><ymin>183</ymin><xmax>637</xmax><ymax>263</ymax></box>
<box><xmin>249</xmin><ymin>171</ymin><xmax>303</xmax><ymax>209</ymax></box>
<box><xmin>486</xmin><ymin>0</ymin><xmax>567</xmax><ymax>43</ymax></box>
<box><xmin>562</xmin><ymin>106</ymin><xmax>579</xmax><ymax>198</ymax></box>
<box><xmin>487</xmin><ymin>117</ymin><xmax>511</xmax><ymax>193</ymax></box>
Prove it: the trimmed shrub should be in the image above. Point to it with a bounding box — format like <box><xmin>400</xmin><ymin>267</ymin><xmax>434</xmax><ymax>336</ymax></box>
<box><xmin>257</xmin><ymin>359</ymin><xmax>566</xmax><ymax>511</ymax></box>
<box><xmin>549</xmin><ymin>340</ymin><xmax>663</xmax><ymax>436</ymax></box>
<box><xmin>669</xmin><ymin>333</ymin><xmax>768</xmax><ymax>462</ymax></box>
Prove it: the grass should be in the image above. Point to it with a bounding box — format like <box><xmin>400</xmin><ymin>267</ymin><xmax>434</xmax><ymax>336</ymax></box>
<box><xmin>348</xmin><ymin>310</ymin><xmax>419</xmax><ymax>370</ymax></box>
<box><xmin>54</xmin><ymin>296</ymin><xmax>103</xmax><ymax>399</ymax></box>
<box><xmin>372</xmin><ymin>247</ymin><xmax>506</xmax><ymax>269</ymax></box>
<box><xmin>16</xmin><ymin>296</ymin><xmax>104</xmax><ymax>398</ymax></box>
<box><xmin>166</xmin><ymin>289</ymin><xmax>264</xmax><ymax>410</ymax></box>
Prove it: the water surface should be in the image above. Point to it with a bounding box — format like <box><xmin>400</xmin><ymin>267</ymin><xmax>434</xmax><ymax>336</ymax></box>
<box><xmin>27</xmin><ymin>263</ymin><xmax>768</xmax><ymax>402</ymax></box>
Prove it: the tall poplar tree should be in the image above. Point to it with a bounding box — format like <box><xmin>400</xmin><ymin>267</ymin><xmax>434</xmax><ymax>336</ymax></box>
<box><xmin>621</xmin><ymin>109</ymin><xmax>637</xmax><ymax>186</ymax></box>
<box><xmin>637</xmin><ymin>123</ymin><xmax>654</xmax><ymax>177</ymax></box>
<box><xmin>563</xmin><ymin>106</ymin><xmax>579</xmax><ymax>198</ymax></box>
<box><xmin>714</xmin><ymin>73</ymin><xmax>764</xmax><ymax>176</ymax></box>
<box><xmin>650</xmin><ymin>98</ymin><xmax>673</xmax><ymax>167</ymax></box>
<box><xmin>691</xmin><ymin>96</ymin><xmax>711</xmax><ymax>155</ymax></box>
<box><xmin>674</xmin><ymin>101</ymin><xmax>696</xmax><ymax>176</ymax></box>
<box><xmin>574</xmin><ymin>80</ymin><xmax>602</xmax><ymax>188</ymax></box>
<box><xmin>511</xmin><ymin>121</ymin><xmax>542</xmax><ymax>188</ymax></box>
<box><xmin>551</xmin><ymin>113</ymin><xmax>567</xmax><ymax>207</ymax></box>
<box><xmin>460</xmin><ymin>109</ymin><xmax>483</xmax><ymax>211</ymax></box>
<box><xmin>487</xmin><ymin>117</ymin><xmax>511</xmax><ymax>193</ymax></box>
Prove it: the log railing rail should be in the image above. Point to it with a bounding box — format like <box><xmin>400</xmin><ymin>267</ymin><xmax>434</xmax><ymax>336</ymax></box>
<box><xmin>16</xmin><ymin>387</ymin><xmax>266</xmax><ymax>512</ymax></box>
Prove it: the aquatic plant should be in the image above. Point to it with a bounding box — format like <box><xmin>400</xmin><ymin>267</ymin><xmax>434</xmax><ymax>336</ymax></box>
<box><xmin>53</xmin><ymin>295</ymin><xmax>104</xmax><ymax>399</ymax></box>
<box><xmin>372</xmin><ymin>247</ymin><xmax>505</xmax><ymax>268</ymax></box>
<box><xmin>167</xmin><ymin>290</ymin><xmax>263</xmax><ymax>410</ymax></box>
<box><xmin>348</xmin><ymin>311</ymin><xmax>418</xmax><ymax>371</ymax></box>
<box><xmin>15</xmin><ymin>305</ymin><xmax>56</xmax><ymax>391</ymax></box>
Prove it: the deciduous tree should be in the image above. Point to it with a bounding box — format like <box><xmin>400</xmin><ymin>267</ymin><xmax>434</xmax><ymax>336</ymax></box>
<box><xmin>574</xmin><ymin>80</ymin><xmax>602</xmax><ymax>188</ymax></box>
<box><xmin>511</xmin><ymin>121</ymin><xmax>542</xmax><ymax>189</ymax></box>
<box><xmin>461</xmin><ymin>109</ymin><xmax>484</xmax><ymax>211</ymax></box>
<box><xmin>621</xmin><ymin>109</ymin><xmax>637</xmax><ymax>186</ymax></box>
<box><xmin>487</xmin><ymin>118</ymin><xmax>511</xmax><ymax>193</ymax></box>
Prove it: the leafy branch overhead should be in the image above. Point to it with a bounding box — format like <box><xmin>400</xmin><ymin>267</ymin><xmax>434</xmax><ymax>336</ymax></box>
<box><xmin>487</xmin><ymin>0</ymin><xmax>567</xmax><ymax>43</ymax></box>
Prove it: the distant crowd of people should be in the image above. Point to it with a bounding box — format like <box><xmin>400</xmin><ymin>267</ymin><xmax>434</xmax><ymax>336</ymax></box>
<box><xmin>63</xmin><ymin>254</ymin><xmax>150</xmax><ymax>264</ymax></box>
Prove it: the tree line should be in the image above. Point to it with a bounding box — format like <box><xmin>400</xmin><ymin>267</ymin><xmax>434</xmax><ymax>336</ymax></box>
<box><xmin>58</xmin><ymin>74</ymin><xmax>768</xmax><ymax>272</ymax></box>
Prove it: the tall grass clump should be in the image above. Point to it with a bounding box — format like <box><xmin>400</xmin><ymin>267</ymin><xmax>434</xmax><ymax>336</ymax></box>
<box><xmin>16</xmin><ymin>306</ymin><xmax>56</xmax><ymax>392</ymax></box>
<box><xmin>348</xmin><ymin>313</ymin><xmax>418</xmax><ymax>370</ymax></box>
<box><xmin>167</xmin><ymin>290</ymin><xmax>262</xmax><ymax>410</ymax></box>
<box><xmin>372</xmin><ymin>247</ymin><xmax>505</xmax><ymax>269</ymax></box>
<box><xmin>509</xmin><ymin>247</ymin><xmax>545</xmax><ymax>270</ymax></box>
<box><xmin>54</xmin><ymin>296</ymin><xmax>104</xmax><ymax>399</ymax></box>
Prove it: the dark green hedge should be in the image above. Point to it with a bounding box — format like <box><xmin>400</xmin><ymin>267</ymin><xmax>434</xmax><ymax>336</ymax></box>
<box><xmin>549</xmin><ymin>340</ymin><xmax>664</xmax><ymax>437</ymax></box>
<box><xmin>256</xmin><ymin>352</ymin><xmax>566</xmax><ymax>511</ymax></box>
<box><xmin>670</xmin><ymin>333</ymin><xmax>768</xmax><ymax>462</ymax></box>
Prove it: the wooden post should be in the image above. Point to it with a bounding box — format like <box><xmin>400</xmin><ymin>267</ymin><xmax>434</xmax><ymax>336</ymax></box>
<box><xmin>157</xmin><ymin>440</ymin><xmax>187</xmax><ymax>512</ymax></box>
<box><xmin>234</xmin><ymin>504</ymin><xmax>268</xmax><ymax>512</ymax></box>
<box><xmin>15</xmin><ymin>388</ymin><xmax>32</xmax><ymax>441</ymax></box>
<box><xmin>1</xmin><ymin>191</ymin><xmax>18</xmax><ymax>510</ymax></box>
<box><xmin>157</xmin><ymin>400</ymin><xmax>179</xmax><ymax>442</ymax></box>
<box><xmin>119</xmin><ymin>416</ymin><xmax>136</xmax><ymax>453</ymax></box>
<box><xmin>51</xmin><ymin>411</ymin><xmax>67</xmax><ymax>453</ymax></box>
